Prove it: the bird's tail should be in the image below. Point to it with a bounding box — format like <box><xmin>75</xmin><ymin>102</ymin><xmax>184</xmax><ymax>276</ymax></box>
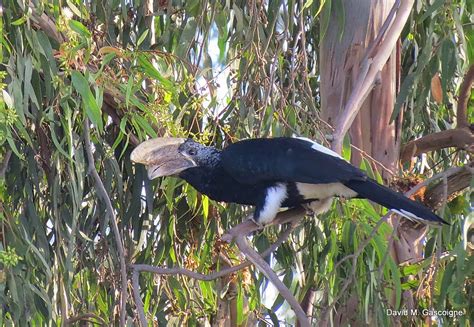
<box><xmin>344</xmin><ymin>178</ymin><xmax>449</xmax><ymax>225</ymax></box>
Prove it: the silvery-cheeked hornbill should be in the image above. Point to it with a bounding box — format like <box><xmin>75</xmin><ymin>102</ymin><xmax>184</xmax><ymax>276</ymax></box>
<box><xmin>130</xmin><ymin>137</ymin><xmax>448</xmax><ymax>226</ymax></box>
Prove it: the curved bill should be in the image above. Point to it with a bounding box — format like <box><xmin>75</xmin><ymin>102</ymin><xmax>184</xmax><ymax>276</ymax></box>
<box><xmin>130</xmin><ymin>137</ymin><xmax>196</xmax><ymax>179</ymax></box>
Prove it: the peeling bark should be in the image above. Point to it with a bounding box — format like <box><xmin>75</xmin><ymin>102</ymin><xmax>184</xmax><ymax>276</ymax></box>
<box><xmin>320</xmin><ymin>0</ymin><xmax>402</xmax><ymax>179</ymax></box>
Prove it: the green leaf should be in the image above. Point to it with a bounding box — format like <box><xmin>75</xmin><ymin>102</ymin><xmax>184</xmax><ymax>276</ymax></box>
<box><xmin>465</xmin><ymin>29</ymin><xmax>474</xmax><ymax>65</ymax></box>
<box><xmin>392</xmin><ymin>73</ymin><xmax>415</xmax><ymax>122</ymax></box>
<box><xmin>66</xmin><ymin>0</ymin><xmax>87</xmax><ymax>19</ymax></box>
<box><xmin>303</xmin><ymin>0</ymin><xmax>314</xmax><ymax>10</ymax></box>
<box><xmin>68</xmin><ymin>20</ymin><xmax>92</xmax><ymax>39</ymax></box>
<box><xmin>125</xmin><ymin>78</ymin><xmax>134</xmax><ymax>108</ymax></box>
<box><xmin>201</xmin><ymin>195</ymin><xmax>209</xmax><ymax>221</ymax></box>
<box><xmin>236</xmin><ymin>285</ymin><xmax>244</xmax><ymax>325</ymax></box>
<box><xmin>440</xmin><ymin>39</ymin><xmax>456</xmax><ymax>101</ymax></box>
<box><xmin>134</xmin><ymin>114</ymin><xmax>158</xmax><ymax>138</ymax></box>
<box><xmin>11</xmin><ymin>16</ymin><xmax>27</xmax><ymax>26</ymax></box>
<box><xmin>439</xmin><ymin>260</ymin><xmax>455</xmax><ymax>306</ymax></box>
<box><xmin>419</xmin><ymin>0</ymin><xmax>445</xmax><ymax>22</ymax></box>
<box><xmin>4</xmin><ymin>127</ymin><xmax>24</xmax><ymax>160</ymax></box>
<box><xmin>319</xmin><ymin>0</ymin><xmax>331</xmax><ymax>40</ymax></box>
<box><xmin>137</xmin><ymin>29</ymin><xmax>149</xmax><ymax>47</ymax></box>
<box><xmin>71</xmin><ymin>71</ymin><xmax>103</xmax><ymax>132</ymax></box>
<box><xmin>137</xmin><ymin>54</ymin><xmax>174</xmax><ymax>90</ymax></box>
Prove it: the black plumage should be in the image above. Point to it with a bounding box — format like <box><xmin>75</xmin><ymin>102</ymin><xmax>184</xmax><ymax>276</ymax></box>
<box><xmin>130</xmin><ymin>137</ymin><xmax>448</xmax><ymax>226</ymax></box>
<box><xmin>221</xmin><ymin>138</ymin><xmax>366</xmax><ymax>184</ymax></box>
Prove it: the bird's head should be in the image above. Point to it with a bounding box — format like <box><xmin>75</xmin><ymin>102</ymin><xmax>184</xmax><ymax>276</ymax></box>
<box><xmin>130</xmin><ymin>137</ymin><xmax>218</xmax><ymax>180</ymax></box>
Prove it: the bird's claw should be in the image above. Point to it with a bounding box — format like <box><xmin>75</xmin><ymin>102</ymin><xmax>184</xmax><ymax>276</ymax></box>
<box><xmin>250</xmin><ymin>217</ymin><xmax>265</xmax><ymax>231</ymax></box>
<box><xmin>302</xmin><ymin>203</ymin><xmax>315</xmax><ymax>216</ymax></box>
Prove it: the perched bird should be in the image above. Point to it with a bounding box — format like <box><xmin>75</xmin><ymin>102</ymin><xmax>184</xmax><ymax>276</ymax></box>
<box><xmin>130</xmin><ymin>137</ymin><xmax>448</xmax><ymax>226</ymax></box>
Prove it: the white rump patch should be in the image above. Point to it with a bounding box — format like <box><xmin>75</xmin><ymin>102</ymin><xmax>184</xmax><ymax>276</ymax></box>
<box><xmin>257</xmin><ymin>183</ymin><xmax>287</xmax><ymax>225</ymax></box>
<box><xmin>305</xmin><ymin>198</ymin><xmax>333</xmax><ymax>215</ymax></box>
<box><xmin>296</xmin><ymin>182</ymin><xmax>357</xmax><ymax>200</ymax></box>
<box><xmin>293</xmin><ymin>136</ymin><xmax>343</xmax><ymax>159</ymax></box>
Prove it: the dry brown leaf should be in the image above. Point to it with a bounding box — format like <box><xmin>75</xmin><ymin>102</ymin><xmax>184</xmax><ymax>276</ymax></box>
<box><xmin>431</xmin><ymin>73</ymin><xmax>443</xmax><ymax>104</ymax></box>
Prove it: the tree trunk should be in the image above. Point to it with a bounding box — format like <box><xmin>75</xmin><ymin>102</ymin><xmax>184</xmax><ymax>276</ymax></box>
<box><xmin>319</xmin><ymin>0</ymin><xmax>425</xmax><ymax>319</ymax></box>
<box><xmin>320</xmin><ymin>0</ymin><xmax>401</xmax><ymax>179</ymax></box>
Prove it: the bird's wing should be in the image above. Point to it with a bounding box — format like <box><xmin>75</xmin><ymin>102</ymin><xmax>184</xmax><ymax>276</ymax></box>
<box><xmin>221</xmin><ymin>137</ymin><xmax>366</xmax><ymax>184</ymax></box>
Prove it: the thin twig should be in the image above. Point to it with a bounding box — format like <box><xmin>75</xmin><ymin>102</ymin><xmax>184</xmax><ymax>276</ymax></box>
<box><xmin>83</xmin><ymin>120</ymin><xmax>128</xmax><ymax>326</ymax></box>
<box><xmin>132</xmin><ymin>269</ymin><xmax>146</xmax><ymax>326</ymax></box>
<box><xmin>132</xmin><ymin>210</ymin><xmax>304</xmax><ymax>326</ymax></box>
<box><xmin>404</xmin><ymin>165</ymin><xmax>467</xmax><ymax>198</ymax></box>
<box><xmin>64</xmin><ymin>313</ymin><xmax>107</xmax><ymax>326</ymax></box>
<box><xmin>132</xmin><ymin>221</ymin><xmax>299</xmax><ymax>281</ymax></box>
<box><xmin>350</xmin><ymin>143</ymin><xmax>396</xmax><ymax>176</ymax></box>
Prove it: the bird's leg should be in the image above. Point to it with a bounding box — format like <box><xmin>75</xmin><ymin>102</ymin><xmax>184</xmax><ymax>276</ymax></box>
<box><xmin>303</xmin><ymin>198</ymin><xmax>333</xmax><ymax>216</ymax></box>
<box><xmin>250</xmin><ymin>214</ymin><xmax>266</xmax><ymax>231</ymax></box>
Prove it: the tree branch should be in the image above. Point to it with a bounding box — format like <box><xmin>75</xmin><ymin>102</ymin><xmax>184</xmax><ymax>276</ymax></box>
<box><xmin>29</xmin><ymin>5</ymin><xmax>66</xmax><ymax>44</ymax></box>
<box><xmin>83</xmin><ymin>120</ymin><xmax>128</xmax><ymax>326</ymax></box>
<box><xmin>400</xmin><ymin>127</ymin><xmax>474</xmax><ymax>163</ymax></box>
<box><xmin>457</xmin><ymin>64</ymin><xmax>474</xmax><ymax>128</ymax></box>
<box><xmin>223</xmin><ymin>211</ymin><xmax>311</xmax><ymax>327</ymax></box>
<box><xmin>331</xmin><ymin>0</ymin><xmax>414</xmax><ymax>153</ymax></box>
<box><xmin>298</xmin><ymin>287</ymin><xmax>317</xmax><ymax>327</ymax></box>
<box><xmin>234</xmin><ymin>234</ymin><xmax>310</xmax><ymax>327</ymax></box>
<box><xmin>64</xmin><ymin>313</ymin><xmax>107</xmax><ymax>326</ymax></box>
<box><xmin>400</xmin><ymin>64</ymin><xmax>474</xmax><ymax>162</ymax></box>
<box><xmin>404</xmin><ymin>164</ymin><xmax>469</xmax><ymax>198</ymax></box>
<box><xmin>132</xmin><ymin>208</ymin><xmax>305</xmax><ymax>327</ymax></box>
<box><xmin>221</xmin><ymin>207</ymin><xmax>306</xmax><ymax>242</ymax></box>
<box><xmin>424</xmin><ymin>163</ymin><xmax>473</xmax><ymax>208</ymax></box>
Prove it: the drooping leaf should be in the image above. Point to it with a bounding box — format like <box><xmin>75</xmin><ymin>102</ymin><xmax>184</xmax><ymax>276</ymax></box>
<box><xmin>71</xmin><ymin>71</ymin><xmax>103</xmax><ymax>132</ymax></box>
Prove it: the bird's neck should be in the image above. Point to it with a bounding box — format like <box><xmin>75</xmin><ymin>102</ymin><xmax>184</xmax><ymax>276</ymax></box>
<box><xmin>178</xmin><ymin>154</ymin><xmax>261</xmax><ymax>205</ymax></box>
<box><xmin>178</xmin><ymin>148</ymin><xmax>222</xmax><ymax>194</ymax></box>
<box><xmin>179</xmin><ymin>164</ymin><xmax>227</xmax><ymax>200</ymax></box>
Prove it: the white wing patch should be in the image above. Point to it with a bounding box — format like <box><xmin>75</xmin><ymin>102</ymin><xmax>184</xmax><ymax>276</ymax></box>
<box><xmin>257</xmin><ymin>183</ymin><xmax>287</xmax><ymax>225</ymax></box>
<box><xmin>293</xmin><ymin>136</ymin><xmax>343</xmax><ymax>159</ymax></box>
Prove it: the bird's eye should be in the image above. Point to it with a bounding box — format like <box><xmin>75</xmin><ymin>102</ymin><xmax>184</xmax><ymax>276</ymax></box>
<box><xmin>188</xmin><ymin>149</ymin><xmax>197</xmax><ymax>156</ymax></box>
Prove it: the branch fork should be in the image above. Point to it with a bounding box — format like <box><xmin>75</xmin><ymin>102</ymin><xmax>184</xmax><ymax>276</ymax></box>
<box><xmin>132</xmin><ymin>207</ymin><xmax>309</xmax><ymax>327</ymax></box>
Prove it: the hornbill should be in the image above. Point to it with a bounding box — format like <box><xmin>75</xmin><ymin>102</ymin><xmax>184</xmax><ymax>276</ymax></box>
<box><xmin>130</xmin><ymin>137</ymin><xmax>448</xmax><ymax>226</ymax></box>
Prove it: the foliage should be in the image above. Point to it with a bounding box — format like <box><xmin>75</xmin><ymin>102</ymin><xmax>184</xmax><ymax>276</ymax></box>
<box><xmin>0</xmin><ymin>0</ymin><xmax>472</xmax><ymax>326</ymax></box>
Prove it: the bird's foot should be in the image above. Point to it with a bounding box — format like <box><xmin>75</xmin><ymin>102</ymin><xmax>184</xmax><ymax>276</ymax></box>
<box><xmin>304</xmin><ymin>198</ymin><xmax>333</xmax><ymax>215</ymax></box>
<box><xmin>302</xmin><ymin>203</ymin><xmax>315</xmax><ymax>216</ymax></box>
<box><xmin>250</xmin><ymin>216</ymin><xmax>266</xmax><ymax>231</ymax></box>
